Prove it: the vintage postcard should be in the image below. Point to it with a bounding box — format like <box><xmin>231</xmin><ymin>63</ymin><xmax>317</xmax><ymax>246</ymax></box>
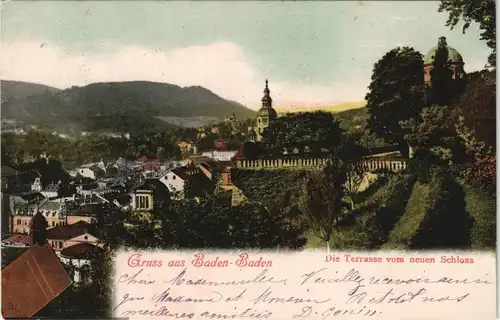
<box><xmin>0</xmin><ymin>1</ymin><xmax>496</xmax><ymax>319</ymax></box>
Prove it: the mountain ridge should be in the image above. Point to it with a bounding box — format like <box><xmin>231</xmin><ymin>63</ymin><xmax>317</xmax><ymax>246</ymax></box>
<box><xmin>1</xmin><ymin>80</ymin><xmax>257</xmax><ymax>133</ymax></box>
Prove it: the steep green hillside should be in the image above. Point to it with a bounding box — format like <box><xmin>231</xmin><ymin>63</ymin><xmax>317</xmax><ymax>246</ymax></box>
<box><xmin>306</xmin><ymin>173</ymin><xmax>417</xmax><ymax>249</ymax></box>
<box><xmin>231</xmin><ymin>169</ymin><xmax>307</xmax><ymax>205</ymax></box>
<box><xmin>382</xmin><ymin>182</ymin><xmax>432</xmax><ymax>249</ymax></box>
<box><xmin>461</xmin><ymin>180</ymin><xmax>496</xmax><ymax>250</ymax></box>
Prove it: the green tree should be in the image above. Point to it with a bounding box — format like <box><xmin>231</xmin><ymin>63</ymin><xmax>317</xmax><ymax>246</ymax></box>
<box><xmin>365</xmin><ymin>47</ymin><xmax>426</xmax><ymax>144</ymax></box>
<box><xmin>438</xmin><ymin>0</ymin><xmax>496</xmax><ymax>67</ymax></box>
<box><xmin>338</xmin><ymin>133</ymin><xmax>367</xmax><ymax>210</ymax></box>
<box><xmin>400</xmin><ymin>105</ymin><xmax>465</xmax><ymax>163</ymax></box>
<box><xmin>453</xmin><ymin>71</ymin><xmax>496</xmax><ymax>151</ymax></box>
<box><xmin>262</xmin><ymin>111</ymin><xmax>343</xmax><ymax>154</ymax></box>
<box><xmin>429</xmin><ymin>43</ymin><xmax>455</xmax><ymax>106</ymax></box>
<box><xmin>299</xmin><ymin>159</ymin><xmax>347</xmax><ymax>252</ymax></box>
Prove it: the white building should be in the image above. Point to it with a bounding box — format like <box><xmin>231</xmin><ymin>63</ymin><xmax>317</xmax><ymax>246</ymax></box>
<box><xmin>76</xmin><ymin>166</ymin><xmax>105</xmax><ymax>180</ymax></box>
<box><xmin>158</xmin><ymin>168</ymin><xmax>188</xmax><ymax>198</ymax></box>
<box><xmin>201</xmin><ymin>150</ymin><xmax>238</xmax><ymax>162</ymax></box>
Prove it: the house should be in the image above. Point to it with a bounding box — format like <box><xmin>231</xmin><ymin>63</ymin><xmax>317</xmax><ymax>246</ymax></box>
<box><xmin>11</xmin><ymin>200</ymin><xmax>45</xmax><ymax>234</ymax></box>
<box><xmin>215</xmin><ymin>168</ymin><xmax>247</xmax><ymax>206</ymax></box>
<box><xmin>2</xmin><ymin>234</ymin><xmax>32</xmax><ymax>247</ymax></box>
<box><xmin>159</xmin><ymin>166</ymin><xmax>214</xmax><ymax>199</ymax></box>
<box><xmin>67</xmin><ymin>203</ymin><xmax>100</xmax><ymax>225</ymax></box>
<box><xmin>59</xmin><ymin>243</ymin><xmax>105</xmax><ymax>283</ymax></box>
<box><xmin>76</xmin><ymin>166</ymin><xmax>105</xmax><ymax>180</ymax></box>
<box><xmin>40</xmin><ymin>182</ymin><xmax>62</xmax><ymax>198</ymax></box>
<box><xmin>39</xmin><ymin>199</ymin><xmax>68</xmax><ymax>228</ymax></box>
<box><xmin>8</xmin><ymin>192</ymin><xmax>45</xmax><ymax>213</ymax></box>
<box><xmin>180</xmin><ymin>156</ymin><xmax>216</xmax><ymax>167</ymax></box>
<box><xmin>157</xmin><ymin>167</ymin><xmax>196</xmax><ymax>198</ymax></box>
<box><xmin>135</xmin><ymin>156</ymin><xmax>160</xmax><ymax>171</ymax></box>
<box><xmin>130</xmin><ymin>179</ymin><xmax>170</xmax><ymax>211</ymax></box>
<box><xmin>46</xmin><ymin>221</ymin><xmax>100</xmax><ymax>253</ymax></box>
<box><xmin>201</xmin><ymin>150</ymin><xmax>238</xmax><ymax>162</ymax></box>
<box><xmin>99</xmin><ymin>192</ymin><xmax>132</xmax><ymax>211</ymax></box>
<box><xmin>75</xmin><ymin>183</ymin><xmax>101</xmax><ymax>203</ymax></box>
<box><xmin>1</xmin><ymin>243</ymin><xmax>72</xmax><ymax>318</ymax></box>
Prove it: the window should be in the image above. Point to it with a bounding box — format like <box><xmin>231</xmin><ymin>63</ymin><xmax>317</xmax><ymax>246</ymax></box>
<box><xmin>17</xmin><ymin>219</ymin><xmax>21</xmax><ymax>225</ymax></box>
<box><xmin>145</xmin><ymin>197</ymin><xmax>150</xmax><ymax>209</ymax></box>
<box><xmin>52</xmin><ymin>221</ymin><xmax>55</xmax><ymax>227</ymax></box>
<box><xmin>52</xmin><ymin>212</ymin><xmax>56</xmax><ymax>217</ymax></box>
<box><xmin>58</xmin><ymin>241</ymin><xmax>63</xmax><ymax>249</ymax></box>
<box><xmin>172</xmin><ymin>175</ymin><xmax>176</xmax><ymax>180</ymax></box>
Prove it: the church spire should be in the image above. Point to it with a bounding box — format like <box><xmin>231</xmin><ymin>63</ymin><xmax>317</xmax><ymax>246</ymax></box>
<box><xmin>261</xmin><ymin>79</ymin><xmax>272</xmax><ymax>108</ymax></box>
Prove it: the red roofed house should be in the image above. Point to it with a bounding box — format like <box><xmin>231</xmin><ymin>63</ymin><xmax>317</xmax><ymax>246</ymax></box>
<box><xmin>2</xmin><ymin>234</ymin><xmax>32</xmax><ymax>247</ymax></box>
<box><xmin>59</xmin><ymin>242</ymin><xmax>105</xmax><ymax>283</ymax></box>
<box><xmin>46</xmin><ymin>221</ymin><xmax>100</xmax><ymax>253</ymax></box>
<box><xmin>1</xmin><ymin>244</ymin><xmax>72</xmax><ymax>318</ymax></box>
<box><xmin>136</xmin><ymin>156</ymin><xmax>160</xmax><ymax>172</ymax></box>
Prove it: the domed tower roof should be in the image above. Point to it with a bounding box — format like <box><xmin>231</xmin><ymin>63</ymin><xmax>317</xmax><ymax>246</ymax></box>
<box><xmin>423</xmin><ymin>37</ymin><xmax>464</xmax><ymax>66</ymax></box>
<box><xmin>257</xmin><ymin>79</ymin><xmax>277</xmax><ymax>118</ymax></box>
<box><xmin>257</xmin><ymin>107</ymin><xmax>278</xmax><ymax>118</ymax></box>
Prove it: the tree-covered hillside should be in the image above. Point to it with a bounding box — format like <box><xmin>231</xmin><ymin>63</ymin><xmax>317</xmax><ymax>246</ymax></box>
<box><xmin>1</xmin><ymin>80</ymin><xmax>256</xmax><ymax>133</ymax></box>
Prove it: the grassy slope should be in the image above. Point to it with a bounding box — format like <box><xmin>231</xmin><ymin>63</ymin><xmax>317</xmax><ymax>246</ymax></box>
<box><xmin>306</xmin><ymin>173</ymin><xmax>417</xmax><ymax>249</ymax></box>
<box><xmin>382</xmin><ymin>182</ymin><xmax>433</xmax><ymax>249</ymax></box>
<box><xmin>231</xmin><ymin>169</ymin><xmax>306</xmax><ymax>205</ymax></box>
<box><xmin>460</xmin><ymin>181</ymin><xmax>496</xmax><ymax>250</ymax></box>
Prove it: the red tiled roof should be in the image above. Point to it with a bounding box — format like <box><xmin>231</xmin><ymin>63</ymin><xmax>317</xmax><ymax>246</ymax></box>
<box><xmin>46</xmin><ymin>221</ymin><xmax>97</xmax><ymax>240</ymax></box>
<box><xmin>136</xmin><ymin>156</ymin><xmax>157</xmax><ymax>163</ymax></box>
<box><xmin>143</xmin><ymin>162</ymin><xmax>161</xmax><ymax>171</ymax></box>
<box><xmin>1</xmin><ymin>244</ymin><xmax>72</xmax><ymax>318</ymax></box>
<box><xmin>6</xmin><ymin>234</ymin><xmax>32</xmax><ymax>245</ymax></box>
<box><xmin>60</xmin><ymin>243</ymin><xmax>104</xmax><ymax>259</ymax></box>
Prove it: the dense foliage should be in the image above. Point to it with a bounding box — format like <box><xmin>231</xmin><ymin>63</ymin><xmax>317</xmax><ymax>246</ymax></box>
<box><xmin>262</xmin><ymin>111</ymin><xmax>343</xmax><ymax>153</ymax></box>
<box><xmin>365</xmin><ymin>47</ymin><xmax>426</xmax><ymax>144</ymax></box>
<box><xmin>299</xmin><ymin>159</ymin><xmax>347</xmax><ymax>251</ymax></box>
<box><xmin>438</xmin><ymin>0</ymin><xmax>496</xmax><ymax>67</ymax></box>
<box><xmin>1</xmin><ymin>129</ymin><xmax>196</xmax><ymax>168</ymax></box>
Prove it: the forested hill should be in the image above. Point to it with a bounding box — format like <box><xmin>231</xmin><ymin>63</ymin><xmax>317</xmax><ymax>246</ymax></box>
<box><xmin>1</xmin><ymin>80</ymin><xmax>61</xmax><ymax>104</ymax></box>
<box><xmin>1</xmin><ymin>80</ymin><xmax>256</xmax><ymax>133</ymax></box>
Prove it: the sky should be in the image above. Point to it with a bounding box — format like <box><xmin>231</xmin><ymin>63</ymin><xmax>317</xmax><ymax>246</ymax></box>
<box><xmin>0</xmin><ymin>1</ymin><xmax>491</xmax><ymax>110</ymax></box>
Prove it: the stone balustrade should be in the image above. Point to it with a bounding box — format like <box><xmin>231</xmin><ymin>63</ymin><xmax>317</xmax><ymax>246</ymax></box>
<box><xmin>234</xmin><ymin>157</ymin><xmax>408</xmax><ymax>173</ymax></box>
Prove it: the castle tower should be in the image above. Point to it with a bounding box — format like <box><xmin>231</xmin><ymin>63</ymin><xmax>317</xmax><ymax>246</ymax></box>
<box><xmin>256</xmin><ymin>79</ymin><xmax>277</xmax><ymax>141</ymax></box>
